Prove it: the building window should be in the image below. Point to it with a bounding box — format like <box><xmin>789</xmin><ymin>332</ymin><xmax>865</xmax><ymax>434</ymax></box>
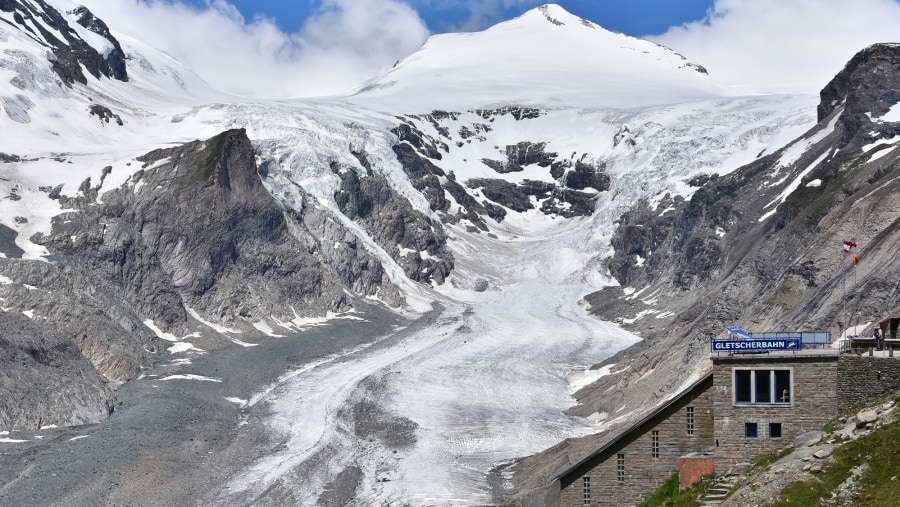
<box><xmin>583</xmin><ymin>476</ymin><xmax>591</xmax><ymax>505</ymax></box>
<box><xmin>770</xmin><ymin>423</ymin><xmax>783</xmax><ymax>439</ymax></box>
<box><xmin>734</xmin><ymin>369</ymin><xmax>792</xmax><ymax>405</ymax></box>
<box><xmin>686</xmin><ymin>406</ymin><xmax>695</xmax><ymax>435</ymax></box>
<box><xmin>775</xmin><ymin>370</ymin><xmax>791</xmax><ymax>403</ymax></box>
<box><xmin>617</xmin><ymin>454</ymin><xmax>625</xmax><ymax>482</ymax></box>
<box><xmin>651</xmin><ymin>430</ymin><xmax>660</xmax><ymax>458</ymax></box>
<box><xmin>745</xmin><ymin>422</ymin><xmax>758</xmax><ymax>438</ymax></box>
<box><xmin>735</xmin><ymin>370</ymin><xmax>752</xmax><ymax>403</ymax></box>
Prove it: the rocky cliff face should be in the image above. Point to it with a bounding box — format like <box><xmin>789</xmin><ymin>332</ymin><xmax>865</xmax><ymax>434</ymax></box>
<box><xmin>509</xmin><ymin>44</ymin><xmax>900</xmax><ymax>502</ymax></box>
<box><xmin>0</xmin><ymin>128</ymin><xmax>425</xmax><ymax>430</ymax></box>
<box><xmin>0</xmin><ymin>0</ymin><xmax>127</xmax><ymax>85</ymax></box>
<box><xmin>33</xmin><ymin>129</ymin><xmax>400</xmax><ymax>333</ymax></box>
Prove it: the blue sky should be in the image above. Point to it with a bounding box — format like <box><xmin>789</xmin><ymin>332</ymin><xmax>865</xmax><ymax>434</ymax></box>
<box><xmin>79</xmin><ymin>0</ymin><xmax>900</xmax><ymax>98</ymax></box>
<box><xmin>200</xmin><ymin>0</ymin><xmax>716</xmax><ymax>37</ymax></box>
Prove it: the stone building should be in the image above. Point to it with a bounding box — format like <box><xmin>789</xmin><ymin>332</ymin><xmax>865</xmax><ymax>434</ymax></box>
<box><xmin>553</xmin><ymin>345</ymin><xmax>843</xmax><ymax>506</ymax></box>
<box><xmin>711</xmin><ymin>350</ymin><xmax>838</xmax><ymax>474</ymax></box>
<box><xmin>553</xmin><ymin>374</ymin><xmax>715</xmax><ymax>506</ymax></box>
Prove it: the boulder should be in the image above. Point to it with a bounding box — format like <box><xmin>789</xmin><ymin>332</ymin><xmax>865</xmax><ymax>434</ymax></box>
<box><xmin>813</xmin><ymin>449</ymin><xmax>832</xmax><ymax>459</ymax></box>
<box><xmin>794</xmin><ymin>430</ymin><xmax>825</xmax><ymax>448</ymax></box>
<box><xmin>857</xmin><ymin>409</ymin><xmax>878</xmax><ymax>428</ymax></box>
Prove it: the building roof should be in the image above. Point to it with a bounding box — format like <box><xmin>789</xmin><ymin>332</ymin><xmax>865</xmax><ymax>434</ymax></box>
<box><xmin>550</xmin><ymin>371</ymin><xmax>713</xmax><ymax>483</ymax></box>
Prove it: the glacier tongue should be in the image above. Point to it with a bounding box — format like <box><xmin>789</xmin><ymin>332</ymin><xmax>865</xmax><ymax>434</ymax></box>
<box><xmin>198</xmin><ymin>94</ymin><xmax>817</xmax><ymax>504</ymax></box>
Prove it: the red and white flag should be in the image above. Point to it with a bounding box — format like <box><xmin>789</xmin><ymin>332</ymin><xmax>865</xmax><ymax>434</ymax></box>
<box><xmin>843</xmin><ymin>240</ymin><xmax>857</xmax><ymax>252</ymax></box>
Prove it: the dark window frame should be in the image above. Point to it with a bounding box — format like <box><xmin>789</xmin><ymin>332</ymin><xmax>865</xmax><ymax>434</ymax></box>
<box><xmin>734</xmin><ymin>368</ymin><xmax>793</xmax><ymax>405</ymax></box>
<box><xmin>745</xmin><ymin>422</ymin><xmax>758</xmax><ymax>438</ymax></box>
<box><xmin>686</xmin><ymin>406</ymin><xmax>695</xmax><ymax>435</ymax></box>
<box><xmin>651</xmin><ymin>430</ymin><xmax>660</xmax><ymax>458</ymax></box>
<box><xmin>617</xmin><ymin>454</ymin><xmax>625</xmax><ymax>482</ymax></box>
<box><xmin>769</xmin><ymin>422</ymin><xmax>783</xmax><ymax>439</ymax></box>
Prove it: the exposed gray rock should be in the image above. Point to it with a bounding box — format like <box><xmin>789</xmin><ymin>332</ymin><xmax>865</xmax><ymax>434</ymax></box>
<box><xmin>0</xmin><ymin>310</ymin><xmax>115</xmax><ymax>431</ymax></box>
<box><xmin>33</xmin><ymin>128</ymin><xmax>356</xmax><ymax>334</ymax></box>
<box><xmin>856</xmin><ymin>409</ymin><xmax>878</xmax><ymax>427</ymax></box>
<box><xmin>813</xmin><ymin>448</ymin><xmax>832</xmax><ymax>459</ymax></box>
<box><xmin>0</xmin><ymin>0</ymin><xmax>127</xmax><ymax>85</ymax></box>
<box><xmin>481</xmin><ymin>141</ymin><xmax>556</xmax><ymax>174</ymax></box>
<box><xmin>88</xmin><ymin>104</ymin><xmax>123</xmax><ymax>126</ymax></box>
<box><xmin>0</xmin><ymin>223</ymin><xmax>25</xmax><ymax>258</ymax></box>
<box><xmin>794</xmin><ymin>430</ymin><xmax>825</xmax><ymax>448</ymax></box>
<box><xmin>391</xmin><ymin>126</ymin><xmax>503</xmax><ymax>228</ymax></box>
<box><xmin>332</xmin><ymin>153</ymin><xmax>453</xmax><ymax>286</ymax></box>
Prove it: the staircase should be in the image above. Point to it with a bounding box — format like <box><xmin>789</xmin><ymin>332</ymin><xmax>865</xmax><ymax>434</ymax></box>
<box><xmin>699</xmin><ymin>473</ymin><xmax>738</xmax><ymax>506</ymax></box>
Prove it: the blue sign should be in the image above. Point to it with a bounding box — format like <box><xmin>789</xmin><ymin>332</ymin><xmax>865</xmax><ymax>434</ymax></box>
<box><xmin>711</xmin><ymin>338</ymin><xmax>801</xmax><ymax>352</ymax></box>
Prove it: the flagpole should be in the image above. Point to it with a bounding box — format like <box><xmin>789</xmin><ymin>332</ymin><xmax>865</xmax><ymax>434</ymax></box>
<box><xmin>854</xmin><ymin>252</ymin><xmax>858</xmax><ymax>331</ymax></box>
<box><xmin>842</xmin><ymin>256</ymin><xmax>847</xmax><ymax>335</ymax></box>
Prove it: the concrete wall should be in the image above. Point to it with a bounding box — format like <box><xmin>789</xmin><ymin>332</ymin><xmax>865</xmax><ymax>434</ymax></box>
<box><xmin>837</xmin><ymin>354</ymin><xmax>900</xmax><ymax>412</ymax></box>
<box><xmin>559</xmin><ymin>378</ymin><xmax>714</xmax><ymax>506</ymax></box>
<box><xmin>712</xmin><ymin>353</ymin><xmax>838</xmax><ymax>474</ymax></box>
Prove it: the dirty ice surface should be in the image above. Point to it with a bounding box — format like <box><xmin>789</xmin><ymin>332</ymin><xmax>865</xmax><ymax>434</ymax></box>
<box><xmin>221</xmin><ymin>213</ymin><xmax>637</xmax><ymax>505</ymax></box>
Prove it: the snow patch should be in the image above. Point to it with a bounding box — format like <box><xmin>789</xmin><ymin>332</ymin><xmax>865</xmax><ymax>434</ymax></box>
<box><xmin>775</xmin><ymin>113</ymin><xmax>839</xmax><ymax>169</ymax></box>
<box><xmin>878</xmin><ymin>102</ymin><xmax>900</xmax><ymax>122</ymax></box>
<box><xmin>187</xmin><ymin>308</ymin><xmax>241</xmax><ymax>334</ymax></box>
<box><xmin>168</xmin><ymin>342</ymin><xmax>203</xmax><ymax>354</ymax></box>
<box><xmin>253</xmin><ymin>320</ymin><xmax>285</xmax><ymax>338</ymax></box>
<box><xmin>160</xmin><ymin>374</ymin><xmax>222</xmax><ymax>382</ymax></box>
<box><xmin>566</xmin><ymin>364</ymin><xmax>616</xmax><ymax>393</ymax></box>
<box><xmin>868</xmin><ymin>145</ymin><xmax>896</xmax><ymax>163</ymax></box>
<box><xmin>224</xmin><ymin>397</ymin><xmax>248</xmax><ymax>406</ymax></box>
<box><xmin>143</xmin><ymin>319</ymin><xmax>180</xmax><ymax>342</ymax></box>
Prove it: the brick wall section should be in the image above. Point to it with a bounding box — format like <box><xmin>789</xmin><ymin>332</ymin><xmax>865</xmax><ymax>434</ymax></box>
<box><xmin>837</xmin><ymin>355</ymin><xmax>900</xmax><ymax>412</ymax></box>
<box><xmin>678</xmin><ymin>455</ymin><xmax>715</xmax><ymax>490</ymax></box>
<box><xmin>559</xmin><ymin>376</ymin><xmax>715</xmax><ymax>506</ymax></box>
<box><xmin>712</xmin><ymin>353</ymin><xmax>838</xmax><ymax>474</ymax></box>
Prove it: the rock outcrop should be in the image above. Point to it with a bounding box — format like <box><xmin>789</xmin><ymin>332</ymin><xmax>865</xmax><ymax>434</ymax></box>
<box><xmin>0</xmin><ymin>128</ymin><xmax>412</xmax><ymax>431</ymax></box>
<box><xmin>0</xmin><ymin>0</ymin><xmax>128</xmax><ymax>85</ymax></box>
<box><xmin>33</xmin><ymin>129</ymin><xmax>358</xmax><ymax>334</ymax></box>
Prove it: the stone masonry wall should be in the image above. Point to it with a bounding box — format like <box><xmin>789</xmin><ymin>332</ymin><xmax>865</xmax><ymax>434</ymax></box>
<box><xmin>712</xmin><ymin>354</ymin><xmax>838</xmax><ymax>474</ymax></box>
<box><xmin>837</xmin><ymin>354</ymin><xmax>900</xmax><ymax>412</ymax></box>
<box><xmin>560</xmin><ymin>379</ymin><xmax>714</xmax><ymax>506</ymax></box>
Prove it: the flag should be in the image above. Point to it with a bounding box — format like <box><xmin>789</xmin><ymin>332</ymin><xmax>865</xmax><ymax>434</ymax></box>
<box><xmin>854</xmin><ymin>252</ymin><xmax>859</xmax><ymax>265</ymax></box>
<box><xmin>843</xmin><ymin>240</ymin><xmax>857</xmax><ymax>252</ymax></box>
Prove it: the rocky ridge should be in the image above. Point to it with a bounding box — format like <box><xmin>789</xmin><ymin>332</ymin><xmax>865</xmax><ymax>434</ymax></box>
<box><xmin>0</xmin><ymin>0</ymin><xmax>127</xmax><ymax>85</ymax></box>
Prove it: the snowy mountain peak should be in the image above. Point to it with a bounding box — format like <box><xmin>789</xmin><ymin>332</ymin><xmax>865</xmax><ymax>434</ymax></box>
<box><xmin>349</xmin><ymin>3</ymin><xmax>729</xmax><ymax>112</ymax></box>
<box><xmin>518</xmin><ymin>4</ymin><xmax>596</xmax><ymax>29</ymax></box>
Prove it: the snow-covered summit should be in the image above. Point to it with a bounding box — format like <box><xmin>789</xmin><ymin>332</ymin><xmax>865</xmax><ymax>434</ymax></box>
<box><xmin>349</xmin><ymin>3</ymin><xmax>732</xmax><ymax>112</ymax></box>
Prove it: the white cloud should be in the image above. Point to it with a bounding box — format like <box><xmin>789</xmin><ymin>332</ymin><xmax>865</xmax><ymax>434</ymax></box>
<box><xmin>67</xmin><ymin>0</ymin><xmax>429</xmax><ymax>98</ymax></box>
<box><xmin>651</xmin><ymin>0</ymin><xmax>900</xmax><ymax>94</ymax></box>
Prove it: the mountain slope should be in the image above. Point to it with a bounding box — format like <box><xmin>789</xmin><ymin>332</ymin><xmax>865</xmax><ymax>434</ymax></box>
<box><xmin>350</xmin><ymin>4</ymin><xmax>728</xmax><ymax>112</ymax></box>
<box><xmin>508</xmin><ymin>43</ymin><xmax>900</xmax><ymax>505</ymax></box>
